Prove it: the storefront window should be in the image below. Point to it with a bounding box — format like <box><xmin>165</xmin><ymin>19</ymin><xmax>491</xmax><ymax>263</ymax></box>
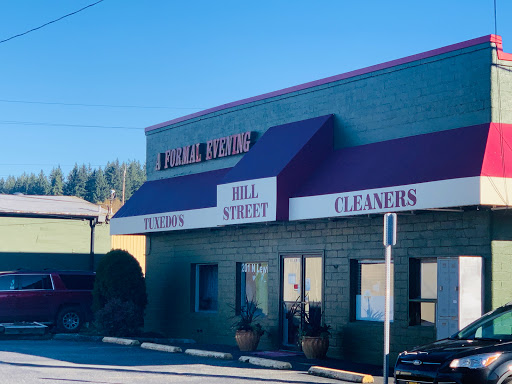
<box><xmin>238</xmin><ymin>262</ymin><xmax>268</xmax><ymax>316</ymax></box>
<box><xmin>352</xmin><ymin>260</ymin><xmax>394</xmax><ymax>322</ymax></box>
<box><xmin>409</xmin><ymin>258</ymin><xmax>437</xmax><ymax>326</ymax></box>
<box><xmin>195</xmin><ymin>264</ymin><xmax>218</xmax><ymax>312</ymax></box>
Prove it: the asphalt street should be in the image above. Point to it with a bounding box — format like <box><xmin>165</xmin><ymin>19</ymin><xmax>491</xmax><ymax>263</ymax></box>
<box><xmin>0</xmin><ymin>339</ymin><xmax>370</xmax><ymax>384</ymax></box>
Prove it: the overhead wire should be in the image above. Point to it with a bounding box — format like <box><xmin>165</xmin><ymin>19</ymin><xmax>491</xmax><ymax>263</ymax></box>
<box><xmin>0</xmin><ymin>0</ymin><xmax>105</xmax><ymax>45</ymax></box>
<box><xmin>0</xmin><ymin>120</ymin><xmax>144</xmax><ymax>130</ymax></box>
<box><xmin>0</xmin><ymin>98</ymin><xmax>204</xmax><ymax>110</ymax></box>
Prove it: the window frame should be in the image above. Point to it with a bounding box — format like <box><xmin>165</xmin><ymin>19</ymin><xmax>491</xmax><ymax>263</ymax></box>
<box><xmin>350</xmin><ymin>258</ymin><xmax>394</xmax><ymax>323</ymax></box>
<box><xmin>236</xmin><ymin>261</ymin><xmax>269</xmax><ymax>317</ymax></box>
<box><xmin>409</xmin><ymin>257</ymin><xmax>437</xmax><ymax>326</ymax></box>
<box><xmin>193</xmin><ymin>263</ymin><xmax>218</xmax><ymax>313</ymax></box>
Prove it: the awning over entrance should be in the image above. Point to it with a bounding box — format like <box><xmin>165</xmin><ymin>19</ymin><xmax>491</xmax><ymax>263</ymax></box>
<box><xmin>217</xmin><ymin>115</ymin><xmax>333</xmax><ymax>225</ymax></box>
<box><xmin>111</xmin><ymin>168</ymin><xmax>230</xmax><ymax>235</ymax></box>
<box><xmin>289</xmin><ymin>123</ymin><xmax>512</xmax><ymax>221</ymax></box>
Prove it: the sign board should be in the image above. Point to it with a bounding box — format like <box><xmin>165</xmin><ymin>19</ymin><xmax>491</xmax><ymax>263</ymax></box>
<box><xmin>383</xmin><ymin>213</ymin><xmax>397</xmax><ymax>246</ymax></box>
<box><xmin>217</xmin><ymin>177</ymin><xmax>277</xmax><ymax>225</ymax></box>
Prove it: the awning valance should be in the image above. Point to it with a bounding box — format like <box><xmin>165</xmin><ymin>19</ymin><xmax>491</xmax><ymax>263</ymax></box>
<box><xmin>111</xmin><ymin>168</ymin><xmax>230</xmax><ymax>235</ymax></box>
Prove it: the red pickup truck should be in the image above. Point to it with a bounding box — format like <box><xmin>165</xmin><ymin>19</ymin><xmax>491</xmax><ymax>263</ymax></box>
<box><xmin>0</xmin><ymin>270</ymin><xmax>95</xmax><ymax>332</ymax></box>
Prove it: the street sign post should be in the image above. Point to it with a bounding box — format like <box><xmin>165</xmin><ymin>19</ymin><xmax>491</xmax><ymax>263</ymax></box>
<box><xmin>383</xmin><ymin>213</ymin><xmax>397</xmax><ymax>384</ymax></box>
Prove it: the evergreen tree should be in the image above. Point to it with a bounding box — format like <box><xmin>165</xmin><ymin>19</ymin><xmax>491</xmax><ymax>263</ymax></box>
<box><xmin>3</xmin><ymin>176</ymin><xmax>15</xmax><ymax>194</ymax></box>
<box><xmin>125</xmin><ymin>160</ymin><xmax>145</xmax><ymax>200</ymax></box>
<box><xmin>85</xmin><ymin>170</ymin><xmax>96</xmax><ymax>203</ymax></box>
<box><xmin>94</xmin><ymin>168</ymin><xmax>109</xmax><ymax>203</ymax></box>
<box><xmin>64</xmin><ymin>164</ymin><xmax>79</xmax><ymax>197</ymax></box>
<box><xmin>104</xmin><ymin>160</ymin><xmax>122</xmax><ymax>197</ymax></box>
<box><xmin>49</xmin><ymin>166</ymin><xmax>64</xmax><ymax>195</ymax></box>
<box><xmin>12</xmin><ymin>173</ymin><xmax>29</xmax><ymax>194</ymax></box>
<box><xmin>85</xmin><ymin>168</ymin><xmax>109</xmax><ymax>203</ymax></box>
<box><xmin>2</xmin><ymin>159</ymin><xmax>146</xmax><ymax>199</ymax></box>
<box><xmin>33</xmin><ymin>170</ymin><xmax>50</xmax><ymax>195</ymax></box>
<box><xmin>26</xmin><ymin>173</ymin><xmax>38</xmax><ymax>194</ymax></box>
<box><xmin>76</xmin><ymin>164</ymin><xmax>89</xmax><ymax>198</ymax></box>
<box><xmin>65</xmin><ymin>164</ymin><xmax>89</xmax><ymax>198</ymax></box>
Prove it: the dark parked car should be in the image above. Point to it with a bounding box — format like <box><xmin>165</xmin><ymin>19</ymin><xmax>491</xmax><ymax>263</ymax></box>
<box><xmin>0</xmin><ymin>270</ymin><xmax>95</xmax><ymax>332</ymax></box>
<box><xmin>395</xmin><ymin>303</ymin><xmax>512</xmax><ymax>384</ymax></box>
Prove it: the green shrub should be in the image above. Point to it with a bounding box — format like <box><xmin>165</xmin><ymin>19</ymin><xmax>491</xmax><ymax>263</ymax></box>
<box><xmin>92</xmin><ymin>249</ymin><xmax>147</xmax><ymax>334</ymax></box>
<box><xmin>94</xmin><ymin>298</ymin><xmax>142</xmax><ymax>337</ymax></box>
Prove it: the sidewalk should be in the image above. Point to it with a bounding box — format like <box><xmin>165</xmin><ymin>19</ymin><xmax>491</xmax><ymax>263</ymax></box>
<box><xmin>56</xmin><ymin>333</ymin><xmax>391</xmax><ymax>382</ymax></box>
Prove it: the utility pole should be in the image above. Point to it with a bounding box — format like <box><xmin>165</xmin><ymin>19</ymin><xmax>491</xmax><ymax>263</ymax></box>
<box><xmin>122</xmin><ymin>164</ymin><xmax>127</xmax><ymax>205</ymax></box>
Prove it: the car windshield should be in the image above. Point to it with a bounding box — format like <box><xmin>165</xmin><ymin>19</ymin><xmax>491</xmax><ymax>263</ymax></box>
<box><xmin>455</xmin><ymin>306</ymin><xmax>512</xmax><ymax>341</ymax></box>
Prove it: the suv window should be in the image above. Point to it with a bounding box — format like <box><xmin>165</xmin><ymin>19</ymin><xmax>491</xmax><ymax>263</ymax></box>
<box><xmin>59</xmin><ymin>274</ymin><xmax>95</xmax><ymax>290</ymax></box>
<box><xmin>457</xmin><ymin>306</ymin><xmax>512</xmax><ymax>341</ymax></box>
<box><xmin>0</xmin><ymin>275</ymin><xmax>16</xmax><ymax>290</ymax></box>
<box><xmin>18</xmin><ymin>275</ymin><xmax>53</xmax><ymax>290</ymax></box>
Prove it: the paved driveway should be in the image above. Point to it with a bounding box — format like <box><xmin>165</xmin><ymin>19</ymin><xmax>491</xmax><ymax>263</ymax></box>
<box><xmin>0</xmin><ymin>339</ymin><xmax>365</xmax><ymax>384</ymax></box>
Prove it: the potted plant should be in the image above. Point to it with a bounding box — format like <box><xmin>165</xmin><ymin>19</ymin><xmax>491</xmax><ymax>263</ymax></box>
<box><xmin>301</xmin><ymin>303</ymin><xmax>331</xmax><ymax>359</ymax></box>
<box><xmin>232</xmin><ymin>297</ymin><xmax>264</xmax><ymax>351</ymax></box>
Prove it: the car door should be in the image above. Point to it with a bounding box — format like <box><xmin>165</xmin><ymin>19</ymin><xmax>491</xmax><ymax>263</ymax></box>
<box><xmin>15</xmin><ymin>274</ymin><xmax>55</xmax><ymax>322</ymax></box>
<box><xmin>0</xmin><ymin>274</ymin><xmax>17</xmax><ymax>322</ymax></box>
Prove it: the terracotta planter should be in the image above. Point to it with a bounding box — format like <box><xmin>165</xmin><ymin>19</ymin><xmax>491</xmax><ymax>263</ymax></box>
<box><xmin>301</xmin><ymin>336</ymin><xmax>329</xmax><ymax>359</ymax></box>
<box><xmin>235</xmin><ymin>329</ymin><xmax>261</xmax><ymax>351</ymax></box>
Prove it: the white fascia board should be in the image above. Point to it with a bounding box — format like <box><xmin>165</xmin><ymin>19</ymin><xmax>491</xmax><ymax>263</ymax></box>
<box><xmin>289</xmin><ymin>177</ymin><xmax>481</xmax><ymax>221</ymax></box>
<box><xmin>110</xmin><ymin>207</ymin><xmax>217</xmax><ymax>235</ymax></box>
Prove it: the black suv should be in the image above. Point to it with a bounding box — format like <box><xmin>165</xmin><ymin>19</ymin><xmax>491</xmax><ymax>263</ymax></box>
<box><xmin>395</xmin><ymin>303</ymin><xmax>512</xmax><ymax>384</ymax></box>
<box><xmin>0</xmin><ymin>270</ymin><xmax>95</xmax><ymax>332</ymax></box>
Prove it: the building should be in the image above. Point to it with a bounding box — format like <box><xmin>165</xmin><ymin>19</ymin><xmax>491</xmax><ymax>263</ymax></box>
<box><xmin>0</xmin><ymin>194</ymin><xmax>110</xmax><ymax>271</ymax></box>
<box><xmin>111</xmin><ymin>35</ymin><xmax>512</xmax><ymax>364</ymax></box>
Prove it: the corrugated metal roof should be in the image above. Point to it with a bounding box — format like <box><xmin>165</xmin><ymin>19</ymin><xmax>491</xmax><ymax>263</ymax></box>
<box><xmin>0</xmin><ymin>194</ymin><xmax>107</xmax><ymax>222</ymax></box>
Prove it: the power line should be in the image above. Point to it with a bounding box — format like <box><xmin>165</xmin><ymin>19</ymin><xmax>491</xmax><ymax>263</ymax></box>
<box><xmin>0</xmin><ymin>0</ymin><xmax>105</xmax><ymax>45</ymax></box>
<box><xmin>0</xmin><ymin>120</ymin><xmax>143</xmax><ymax>130</ymax></box>
<box><xmin>0</xmin><ymin>98</ymin><xmax>204</xmax><ymax>110</ymax></box>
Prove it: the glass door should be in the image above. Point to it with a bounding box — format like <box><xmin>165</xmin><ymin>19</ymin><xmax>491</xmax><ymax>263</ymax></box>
<box><xmin>281</xmin><ymin>254</ymin><xmax>323</xmax><ymax>348</ymax></box>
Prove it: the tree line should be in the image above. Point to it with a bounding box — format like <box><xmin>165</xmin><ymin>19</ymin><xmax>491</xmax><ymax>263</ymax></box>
<box><xmin>0</xmin><ymin>160</ymin><xmax>146</xmax><ymax>204</ymax></box>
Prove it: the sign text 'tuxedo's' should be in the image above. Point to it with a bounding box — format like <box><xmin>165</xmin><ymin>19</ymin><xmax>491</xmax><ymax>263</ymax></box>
<box><xmin>155</xmin><ymin>131</ymin><xmax>252</xmax><ymax>171</ymax></box>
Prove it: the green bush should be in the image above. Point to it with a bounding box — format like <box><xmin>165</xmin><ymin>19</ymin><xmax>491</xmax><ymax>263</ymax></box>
<box><xmin>92</xmin><ymin>249</ymin><xmax>147</xmax><ymax>334</ymax></box>
<box><xmin>94</xmin><ymin>298</ymin><xmax>141</xmax><ymax>337</ymax></box>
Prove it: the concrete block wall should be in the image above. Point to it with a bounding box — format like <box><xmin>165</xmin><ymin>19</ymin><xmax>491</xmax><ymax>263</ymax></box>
<box><xmin>492</xmin><ymin>47</ymin><xmax>512</xmax><ymax>124</ymax></box>
<box><xmin>490</xmin><ymin>211</ymin><xmax>512</xmax><ymax>309</ymax></box>
<box><xmin>146</xmin><ymin>42</ymin><xmax>493</xmax><ymax>182</ymax></box>
<box><xmin>144</xmin><ymin>210</ymin><xmax>491</xmax><ymax>365</ymax></box>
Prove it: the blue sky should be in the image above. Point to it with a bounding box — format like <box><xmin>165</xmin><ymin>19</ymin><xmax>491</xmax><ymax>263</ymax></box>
<box><xmin>0</xmin><ymin>0</ymin><xmax>510</xmax><ymax>179</ymax></box>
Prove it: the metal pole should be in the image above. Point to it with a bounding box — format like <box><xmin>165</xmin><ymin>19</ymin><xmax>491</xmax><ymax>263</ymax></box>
<box><xmin>383</xmin><ymin>244</ymin><xmax>392</xmax><ymax>384</ymax></box>
<box><xmin>89</xmin><ymin>219</ymin><xmax>96</xmax><ymax>271</ymax></box>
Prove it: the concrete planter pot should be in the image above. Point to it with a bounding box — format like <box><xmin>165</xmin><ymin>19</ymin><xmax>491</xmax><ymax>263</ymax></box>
<box><xmin>235</xmin><ymin>329</ymin><xmax>261</xmax><ymax>351</ymax></box>
<box><xmin>301</xmin><ymin>336</ymin><xmax>329</xmax><ymax>359</ymax></box>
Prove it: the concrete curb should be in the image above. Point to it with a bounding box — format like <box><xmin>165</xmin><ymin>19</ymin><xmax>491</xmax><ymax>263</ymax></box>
<box><xmin>53</xmin><ymin>334</ymin><xmax>103</xmax><ymax>342</ymax></box>
<box><xmin>141</xmin><ymin>342</ymin><xmax>182</xmax><ymax>353</ymax></box>
<box><xmin>239</xmin><ymin>356</ymin><xmax>292</xmax><ymax>370</ymax></box>
<box><xmin>102</xmin><ymin>337</ymin><xmax>141</xmax><ymax>346</ymax></box>
<box><xmin>184</xmin><ymin>349</ymin><xmax>233</xmax><ymax>360</ymax></box>
<box><xmin>308</xmin><ymin>366</ymin><xmax>374</xmax><ymax>383</ymax></box>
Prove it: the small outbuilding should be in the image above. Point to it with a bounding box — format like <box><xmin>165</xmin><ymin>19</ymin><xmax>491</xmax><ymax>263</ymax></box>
<box><xmin>0</xmin><ymin>194</ymin><xmax>110</xmax><ymax>271</ymax></box>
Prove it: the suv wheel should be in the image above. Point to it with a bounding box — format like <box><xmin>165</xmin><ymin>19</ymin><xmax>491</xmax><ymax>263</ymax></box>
<box><xmin>56</xmin><ymin>307</ymin><xmax>83</xmax><ymax>333</ymax></box>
